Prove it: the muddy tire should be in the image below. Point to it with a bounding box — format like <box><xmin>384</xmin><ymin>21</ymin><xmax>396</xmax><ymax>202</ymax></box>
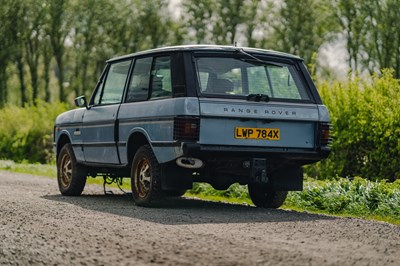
<box><xmin>131</xmin><ymin>145</ymin><xmax>163</xmax><ymax>206</ymax></box>
<box><xmin>248</xmin><ymin>184</ymin><xmax>287</xmax><ymax>208</ymax></box>
<box><xmin>57</xmin><ymin>143</ymin><xmax>87</xmax><ymax>196</ymax></box>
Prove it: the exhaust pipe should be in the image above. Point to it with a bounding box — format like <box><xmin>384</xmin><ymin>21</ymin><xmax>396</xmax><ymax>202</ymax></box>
<box><xmin>176</xmin><ymin>157</ymin><xmax>204</xmax><ymax>169</ymax></box>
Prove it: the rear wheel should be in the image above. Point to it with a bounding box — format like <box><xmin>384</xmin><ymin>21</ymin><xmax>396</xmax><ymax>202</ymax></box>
<box><xmin>131</xmin><ymin>145</ymin><xmax>163</xmax><ymax>206</ymax></box>
<box><xmin>248</xmin><ymin>183</ymin><xmax>287</xmax><ymax>208</ymax></box>
<box><xmin>57</xmin><ymin>143</ymin><xmax>87</xmax><ymax>196</ymax></box>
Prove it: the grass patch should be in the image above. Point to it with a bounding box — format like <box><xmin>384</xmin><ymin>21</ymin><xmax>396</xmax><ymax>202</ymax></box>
<box><xmin>0</xmin><ymin>160</ymin><xmax>57</xmax><ymax>177</ymax></box>
<box><xmin>1</xmin><ymin>160</ymin><xmax>399</xmax><ymax>225</ymax></box>
<box><xmin>285</xmin><ymin>177</ymin><xmax>400</xmax><ymax>225</ymax></box>
<box><xmin>187</xmin><ymin>178</ymin><xmax>400</xmax><ymax>225</ymax></box>
<box><xmin>0</xmin><ymin>160</ymin><xmax>130</xmax><ymax>191</ymax></box>
<box><xmin>186</xmin><ymin>183</ymin><xmax>253</xmax><ymax>206</ymax></box>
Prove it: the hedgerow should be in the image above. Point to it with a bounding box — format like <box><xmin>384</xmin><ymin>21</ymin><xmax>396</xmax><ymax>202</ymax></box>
<box><xmin>0</xmin><ymin>101</ymin><xmax>69</xmax><ymax>163</ymax></box>
<box><xmin>307</xmin><ymin>69</ymin><xmax>400</xmax><ymax>181</ymax></box>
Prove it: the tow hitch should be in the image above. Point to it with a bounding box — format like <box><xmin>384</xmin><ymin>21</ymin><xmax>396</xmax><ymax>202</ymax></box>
<box><xmin>251</xmin><ymin>158</ymin><xmax>268</xmax><ymax>183</ymax></box>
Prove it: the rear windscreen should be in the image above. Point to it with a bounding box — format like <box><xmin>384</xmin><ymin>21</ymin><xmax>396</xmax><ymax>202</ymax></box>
<box><xmin>195</xmin><ymin>57</ymin><xmax>310</xmax><ymax>101</ymax></box>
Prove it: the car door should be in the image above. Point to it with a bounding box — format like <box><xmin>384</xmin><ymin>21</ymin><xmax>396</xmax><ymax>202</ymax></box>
<box><xmin>81</xmin><ymin>59</ymin><xmax>132</xmax><ymax>164</ymax></box>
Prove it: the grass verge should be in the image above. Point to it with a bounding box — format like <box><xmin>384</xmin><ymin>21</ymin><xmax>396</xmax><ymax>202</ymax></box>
<box><xmin>1</xmin><ymin>160</ymin><xmax>399</xmax><ymax>225</ymax></box>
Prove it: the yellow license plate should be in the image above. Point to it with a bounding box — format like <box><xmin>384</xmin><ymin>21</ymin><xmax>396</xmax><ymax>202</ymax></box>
<box><xmin>235</xmin><ymin>127</ymin><xmax>280</xmax><ymax>140</ymax></box>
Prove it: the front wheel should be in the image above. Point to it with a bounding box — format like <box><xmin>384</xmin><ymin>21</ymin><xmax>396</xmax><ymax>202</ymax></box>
<box><xmin>57</xmin><ymin>143</ymin><xmax>87</xmax><ymax>196</ymax></box>
<box><xmin>248</xmin><ymin>184</ymin><xmax>287</xmax><ymax>208</ymax></box>
<box><xmin>131</xmin><ymin>145</ymin><xmax>163</xmax><ymax>206</ymax></box>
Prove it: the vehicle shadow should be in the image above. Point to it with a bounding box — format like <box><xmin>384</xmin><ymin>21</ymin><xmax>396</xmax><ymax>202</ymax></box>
<box><xmin>42</xmin><ymin>193</ymin><xmax>335</xmax><ymax>225</ymax></box>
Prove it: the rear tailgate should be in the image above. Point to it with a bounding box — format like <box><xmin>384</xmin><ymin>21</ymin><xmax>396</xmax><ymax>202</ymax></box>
<box><xmin>198</xmin><ymin>99</ymin><xmax>319</xmax><ymax>149</ymax></box>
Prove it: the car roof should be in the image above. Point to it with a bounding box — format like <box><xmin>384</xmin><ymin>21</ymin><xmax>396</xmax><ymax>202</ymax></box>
<box><xmin>107</xmin><ymin>45</ymin><xmax>302</xmax><ymax>63</ymax></box>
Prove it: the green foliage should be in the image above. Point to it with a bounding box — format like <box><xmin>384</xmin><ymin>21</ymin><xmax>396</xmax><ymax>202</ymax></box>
<box><xmin>309</xmin><ymin>70</ymin><xmax>400</xmax><ymax>181</ymax></box>
<box><xmin>0</xmin><ymin>160</ymin><xmax>57</xmax><ymax>177</ymax></box>
<box><xmin>0</xmin><ymin>102</ymin><xmax>69</xmax><ymax>163</ymax></box>
<box><xmin>271</xmin><ymin>0</ymin><xmax>339</xmax><ymax>64</ymax></box>
<box><xmin>336</xmin><ymin>0</ymin><xmax>400</xmax><ymax>78</ymax></box>
<box><xmin>182</xmin><ymin>0</ymin><xmax>264</xmax><ymax>45</ymax></box>
<box><xmin>1</xmin><ymin>0</ymin><xmax>400</xmax><ymax>106</ymax></box>
<box><xmin>285</xmin><ymin>177</ymin><xmax>400</xmax><ymax>221</ymax></box>
<box><xmin>187</xmin><ymin>177</ymin><xmax>400</xmax><ymax>224</ymax></box>
<box><xmin>190</xmin><ymin>183</ymin><xmax>250</xmax><ymax>201</ymax></box>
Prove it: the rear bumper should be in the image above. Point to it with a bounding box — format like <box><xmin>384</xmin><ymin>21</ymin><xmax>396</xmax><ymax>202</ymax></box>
<box><xmin>182</xmin><ymin>143</ymin><xmax>330</xmax><ymax>164</ymax></box>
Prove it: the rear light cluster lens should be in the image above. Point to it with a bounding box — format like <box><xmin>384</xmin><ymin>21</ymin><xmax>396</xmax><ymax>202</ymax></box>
<box><xmin>319</xmin><ymin>122</ymin><xmax>332</xmax><ymax>146</ymax></box>
<box><xmin>174</xmin><ymin>117</ymin><xmax>200</xmax><ymax>141</ymax></box>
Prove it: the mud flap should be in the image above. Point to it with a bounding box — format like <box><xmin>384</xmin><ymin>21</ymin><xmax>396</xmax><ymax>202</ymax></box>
<box><xmin>160</xmin><ymin>163</ymin><xmax>193</xmax><ymax>190</ymax></box>
<box><xmin>270</xmin><ymin>167</ymin><xmax>303</xmax><ymax>191</ymax></box>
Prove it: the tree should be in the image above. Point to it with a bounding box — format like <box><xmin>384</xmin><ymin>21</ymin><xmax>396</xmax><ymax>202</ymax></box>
<box><xmin>182</xmin><ymin>0</ymin><xmax>215</xmax><ymax>43</ymax></box>
<box><xmin>362</xmin><ymin>0</ymin><xmax>400</xmax><ymax>78</ymax></box>
<box><xmin>24</xmin><ymin>0</ymin><xmax>47</xmax><ymax>102</ymax></box>
<box><xmin>336</xmin><ymin>0</ymin><xmax>400</xmax><ymax>78</ymax></box>
<box><xmin>0</xmin><ymin>2</ymin><xmax>15</xmax><ymax>106</ymax></box>
<box><xmin>46</xmin><ymin>0</ymin><xmax>71</xmax><ymax>102</ymax></box>
<box><xmin>270</xmin><ymin>0</ymin><xmax>338</xmax><ymax>64</ymax></box>
<box><xmin>69</xmin><ymin>0</ymin><xmax>112</xmax><ymax>97</ymax></box>
<box><xmin>182</xmin><ymin>0</ymin><xmax>271</xmax><ymax>46</ymax></box>
<box><xmin>42</xmin><ymin>35</ymin><xmax>52</xmax><ymax>102</ymax></box>
<box><xmin>243</xmin><ymin>0</ymin><xmax>262</xmax><ymax>47</ymax></box>
<box><xmin>335</xmin><ymin>0</ymin><xmax>367</xmax><ymax>73</ymax></box>
<box><xmin>212</xmin><ymin>0</ymin><xmax>246</xmax><ymax>45</ymax></box>
<box><xmin>8</xmin><ymin>1</ymin><xmax>28</xmax><ymax>106</ymax></box>
<box><xmin>137</xmin><ymin>0</ymin><xmax>172</xmax><ymax>49</ymax></box>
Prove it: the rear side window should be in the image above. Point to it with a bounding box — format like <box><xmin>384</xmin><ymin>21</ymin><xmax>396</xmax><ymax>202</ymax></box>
<box><xmin>196</xmin><ymin>57</ymin><xmax>310</xmax><ymax>101</ymax></box>
<box><xmin>93</xmin><ymin>60</ymin><xmax>131</xmax><ymax>105</ymax></box>
<box><xmin>126</xmin><ymin>57</ymin><xmax>153</xmax><ymax>102</ymax></box>
<box><xmin>150</xmin><ymin>56</ymin><xmax>172</xmax><ymax>99</ymax></box>
<box><xmin>126</xmin><ymin>56</ymin><xmax>172</xmax><ymax>102</ymax></box>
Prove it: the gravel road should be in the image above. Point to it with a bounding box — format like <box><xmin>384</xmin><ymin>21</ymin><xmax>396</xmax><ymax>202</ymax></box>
<box><xmin>0</xmin><ymin>171</ymin><xmax>399</xmax><ymax>266</ymax></box>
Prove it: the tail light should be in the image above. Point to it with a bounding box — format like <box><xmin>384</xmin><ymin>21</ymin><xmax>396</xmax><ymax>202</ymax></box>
<box><xmin>174</xmin><ymin>117</ymin><xmax>200</xmax><ymax>141</ymax></box>
<box><xmin>318</xmin><ymin>122</ymin><xmax>332</xmax><ymax>146</ymax></box>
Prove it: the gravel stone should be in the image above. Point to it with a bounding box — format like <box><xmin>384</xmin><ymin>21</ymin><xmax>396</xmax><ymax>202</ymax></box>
<box><xmin>0</xmin><ymin>171</ymin><xmax>399</xmax><ymax>265</ymax></box>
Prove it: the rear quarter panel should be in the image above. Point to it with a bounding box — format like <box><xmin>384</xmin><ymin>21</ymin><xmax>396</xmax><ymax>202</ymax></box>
<box><xmin>117</xmin><ymin>97</ymin><xmax>200</xmax><ymax>164</ymax></box>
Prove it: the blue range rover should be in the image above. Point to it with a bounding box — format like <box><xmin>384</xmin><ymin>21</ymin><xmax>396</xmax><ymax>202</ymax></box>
<box><xmin>54</xmin><ymin>45</ymin><xmax>331</xmax><ymax>207</ymax></box>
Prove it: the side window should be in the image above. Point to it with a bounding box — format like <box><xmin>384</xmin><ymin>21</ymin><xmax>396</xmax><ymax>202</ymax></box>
<box><xmin>98</xmin><ymin>60</ymin><xmax>131</xmax><ymax>105</ymax></box>
<box><xmin>150</xmin><ymin>56</ymin><xmax>172</xmax><ymax>99</ymax></box>
<box><xmin>198</xmin><ymin>72</ymin><xmax>209</xmax><ymax>89</ymax></box>
<box><xmin>126</xmin><ymin>57</ymin><xmax>152</xmax><ymax>102</ymax></box>
<box><xmin>92</xmin><ymin>79</ymin><xmax>104</xmax><ymax>105</ymax></box>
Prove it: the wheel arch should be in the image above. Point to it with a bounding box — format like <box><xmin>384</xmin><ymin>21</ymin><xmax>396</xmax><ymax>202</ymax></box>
<box><xmin>127</xmin><ymin>131</ymin><xmax>151</xmax><ymax>167</ymax></box>
<box><xmin>56</xmin><ymin>133</ymin><xmax>71</xmax><ymax>159</ymax></box>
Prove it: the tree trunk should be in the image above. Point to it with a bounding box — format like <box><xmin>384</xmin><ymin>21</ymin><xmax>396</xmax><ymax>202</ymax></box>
<box><xmin>16</xmin><ymin>55</ymin><xmax>27</xmax><ymax>106</ymax></box>
<box><xmin>55</xmin><ymin>53</ymin><xmax>65</xmax><ymax>102</ymax></box>
<box><xmin>43</xmin><ymin>46</ymin><xmax>51</xmax><ymax>102</ymax></box>
<box><xmin>0</xmin><ymin>66</ymin><xmax>7</xmax><ymax>107</ymax></box>
<box><xmin>27</xmin><ymin>58</ymin><xmax>39</xmax><ymax>102</ymax></box>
